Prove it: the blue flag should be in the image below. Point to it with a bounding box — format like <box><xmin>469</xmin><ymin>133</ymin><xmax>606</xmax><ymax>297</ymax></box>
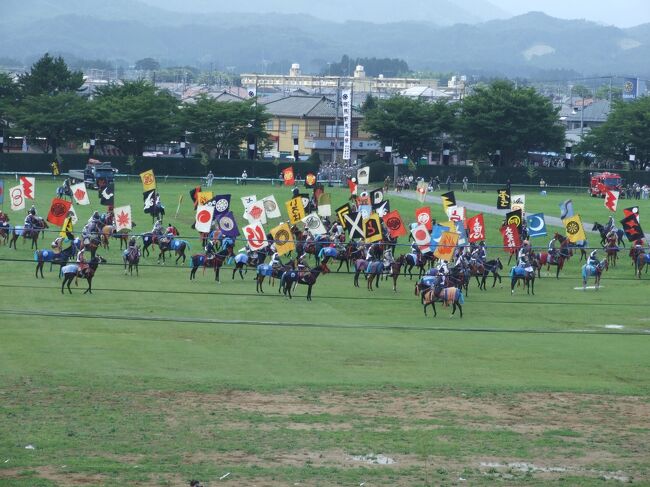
<box><xmin>623</xmin><ymin>78</ymin><xmax>638</xmax><ymax>100</ymax></box>
<box><xmin>429</xmin><ymin>224</ymin><xmax>450</xmax><ymax>253</ymax></box>
<box><xmin>559</xmin><ymin>199</ymin><xmax>574</xmax><ymax>220</ymax></box>
<box><xmin>526</xmin><ymin>213</ymin><xmax>547</xmax><ymax>238</ymax></box>
<box><xmin>453</xmin><ymin>220</ymin><xmax>468</xmax><ymax>246</ymax></box>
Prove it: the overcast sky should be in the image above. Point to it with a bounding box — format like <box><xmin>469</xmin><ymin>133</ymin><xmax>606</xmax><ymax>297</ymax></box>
<box><xmin>490</xmin><ymin>0</ymin><xmax>650</xmax><ymax>27</ymax></box>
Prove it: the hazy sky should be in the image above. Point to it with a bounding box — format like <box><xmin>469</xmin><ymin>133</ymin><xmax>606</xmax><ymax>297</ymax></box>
<box><xmin>490</xmin><ymin>0</ymin><xmax>650</xmax><ymax>27</ymax></box>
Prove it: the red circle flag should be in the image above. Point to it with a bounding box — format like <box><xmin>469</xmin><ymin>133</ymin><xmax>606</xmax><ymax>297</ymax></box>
<box><xmin>415</xmin><ymin>229</ymin><xmax>427</xmax><ymax>240</ymax></box>
<box><xmin>197</xmin><ymin>210</ymin><xmax>211</xmax><ymax>223</ymax></box>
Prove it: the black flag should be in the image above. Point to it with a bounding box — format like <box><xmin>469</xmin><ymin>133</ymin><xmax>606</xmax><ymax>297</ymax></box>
<box><xmin>143</xmin><ymin>189</ymin><xmax>155</xmax><ymax>214</ymax></box>
<box><xmin>496</xmin><ymin>188</ymin><xmax>511</xmax><ymax>209</ymax></box>
<box><xmin>100</xmin><ymin>182</ymin><xmax>114</xmax><ymax>206</ymax></box>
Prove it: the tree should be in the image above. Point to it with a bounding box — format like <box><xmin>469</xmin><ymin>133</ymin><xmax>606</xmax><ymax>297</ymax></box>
<box><xmin>90</xmin><ymin>80</ymin><xmax>180</xmax><ymax>156</ymax></box>
<box><xmin>135</xmin><ymin>58</ymin><xmax>160</xmax><ymax>71</ymax></box>
<box><xmin>18</xmin><ymin>53</ymin><xmax>84</xmax><ymax>96</ymax></box>
<box><xmin>457</xmin><ymin>80</ymin><xmax>564</xmax><ymax>166</ymax></box>
<box><xmin>579</xmin><ymin>97</ymin><xmax>650</xmax><ymax>170</ymax></box>
<box><xmin>0</xmin><ymin>73</ymin><xmax>21</xmax><ymax>137</ymax></box>
<box><xmin>362</xmin><ymin>96</ymin><xmax>455</xmax><ymax>164</ymax></box>
<box><xmin>14</xmin><ymin>92</ymin><xmax>88</xmax><ymax>155</ymax></box>
<box><xmin>180</xmin><ymin>95</ymin><xmax>269</xmax><ymax>159</ymax></box>
<box><xmin>571</xmin><ymin>84</ymin><xmax>592</xmax><ymax>99</ymax></box>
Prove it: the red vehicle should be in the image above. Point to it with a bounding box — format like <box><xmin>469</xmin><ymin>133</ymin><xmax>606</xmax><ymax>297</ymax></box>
<box><xmin>590</xmin><ymin>172</ymin><xmax>623</xmax><ymax>197</ymax></box>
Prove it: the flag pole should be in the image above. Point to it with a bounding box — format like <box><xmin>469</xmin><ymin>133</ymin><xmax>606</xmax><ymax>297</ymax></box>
<box><xmin>174</xmin><ymin>194</ymin><xmax>183</xmax><ymax>220</ymax></box>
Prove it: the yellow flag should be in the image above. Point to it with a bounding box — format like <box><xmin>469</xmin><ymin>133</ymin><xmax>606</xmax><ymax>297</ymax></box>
<box><xmin>285</xmin><ymin>197</ymin><xmax>305</xmax><ymax>224</ymax></box>
<box><xmin>271</xmin><ymin>222</ymin><xmax>295</xmax><ymax>256</ymax></box>
<box><xmin>363</xmin><ymin>214</ymin><xmax>383</xmax><ymax>243</ymax></box>
<box><xmin>434</xmin><ymin>231</ymin><xmax>459</xmax><ymax>261</ymax></box>
<box><xmin>59</xmin><ymin>217</ymin><xmax>73</xmax><ymax>237</ymax></box>
<box><xmin>563</xmin><ymin>214</ymin><xmax>586</xmax><ymax>243</ymax></box>
<box><xmin>140</xmin><ymin>170</ymin><xmax>156</xmax><ymax>192</ymax></box>
<box><xmin>197</xmin><ymin>191</ymin><xmax>213</xmax><ymax>206</ymax></box>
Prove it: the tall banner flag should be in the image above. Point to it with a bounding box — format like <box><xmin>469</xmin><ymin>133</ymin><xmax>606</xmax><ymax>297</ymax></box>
<box><xmin>373</xmin><ymin>200</ymin><xmax>390</xmax><ymax>218</ymax></box>
<box><xmin>343</xmin><ymin>212</ymin><xmax>365</xmax><ymax>239</ymax></box>
<box><xmin>526</xmin><ymin>213</ymin><xmax>547</xmax><ymax>238</ymax></box>
<box><xmin>505</xmin><ymin>209</ymin><xmax>523</xmax><ymax>233</ymax></box>
<box><xmin>440</xmin><ymin>191</ymin><xmax>456</xmax><ymax>212</ymax></box>
<box><xmin>429</xmin><ymin>224</ymin><xmax>451</xmax><ymax>253</ymax></box>
<box><xmin>559</xmin><ymin>199</ymin><xmax>574</xmax><ymax>220</ymax></box>
<box><xmin>59</xmin><ymin>215</ymin><xmax>74</xmax><ymax>237</ymax></box>
<box><xmin>496</xmin><ymin>188</ymin><xmax>511</xmax><ymax>209</ymax></box>
<box><xmin>434</xmin><ymin>231</ymin><xmax>459</xmax><ymax>261</ymax></box>
<box><xmin>358</xmin><ymin>204</ymin><xmax>372</xmax><ymax>220</ymax></box>
<box><xmin>261</xmin><ymin>195</ymin><xmax>282</xmax><ymax>219</ymax></box>
<box><xmin>71</xmin><ymin>182</ymin><xmax>90</xmax><ymax>205</ymax></box>
<box><xmin>563</xmin><ymin>214</ymin><xmax>587</xmax><ymax>243</ymax></box>
<box><xmin>501</xmin><ymin>223</ymin><xmax>521</xmax><ymax>254</ymax></box>
<box><xmin>411</xmin><ymin>224</ymin><xmax>431</xmax><ymax>252</ymax></box>
<box><xmin>511</xmin><ymin>194</ymin><xmax>525</xmax><ymax>214</ymax></box>
<box><xmin>347</xmin><ymin>177</ymin><xmax>358</xmax><ymax>195</ymax></box>
<box><xmin>244</xmin><ymin>200</ymin><xmax>267</xmax><ymax>224</ymax></box>
<box><xmin>47</xmin><ymin>198</ymin><xmax>72</xmax><ymax>226</ymax></box>
<box><xmin>114</xmin><ymin>205</ymin><xmax>132</xmax><ymax>232</ymax></box>
<box><xmin>271</xmin><ymin>222</ymin><xmax>294</xmax><ymax>256</ymax></box>
<box><xmin>143</xmin><ymin>189</ymin><xmax>155</xmax><ymax>214</ymax></box>
<box><xmin>604</xmin><ymin>190</ymin><xmax>619</xmax><ymax>212</ymax></box>
<box><xmin>9</xmin><ymin>185</ymin><xmax>25</xmax><ymax>211</ymax></box>
<box><xmin>282</xmin><ymin>166</ymin><xmax>295</xmax><ymax>186</ymax></box>
<box><xmin>139</xmin><ymin>170</ymin><xmax>156</xmax><ymax>192</ymax></box>
<box><xmin>623</xmin><ymin>78</ymin><xmax>639</xmax><ymax>100</ymax></box>
<box><xmin>195</xmin><ymin>205</ymin><xmax>215</xmax><ymax>233</ymax></box>
<box><xmin>0</xmin><ymin>179</ymin><xmax>4</xmax><ymax>205</ymax></box>
<box><xmin>317</xmin><ymin>193</ymin><xmax>332</xmax><ymax>217</ymax></box>
<box><xmin>416</xmin><ymin>180</ymin><xmax>428</xmax><ymax>202</ymax></box>
<box><xmin>453</xmin><ymin>220</ymin><xmax>468</xmax><ymax>246</ymax></box>
<box><xmin>415</xmin><ymin>207</ymin><xmax>433</xmax><ymax>231</ymax></box>
<box><xmin>357</xmin><ymin>166</ymin><xmax>370</xmax><ymax>185</ymax></box>
<box><xmin>189</xmin><ymin>186</ymin><xmax>202</xmax><ymax>209</ymax></box>
<box><xmin>621</xmin><ymin>214</ymin><xmax>644</xmax><ymax>242</ymax></box>
<box><xmin>363</xmin><ymin>214</ymin><xmax>383</xmax><ymax>243</ymax></box>
<box><xmin>446</xmin><ymin>206</ymin><xmax>466</xmax><ymax>222</ymax></box>
<box><xmin>341</xmin><ymin>89</ymin><xmax>352</xmax><ymax>160</ymax></box>
<box><xmin>302</xmin><ymin>213</ymin><xmax>327</xmax><ymax>236</ymax></box>
<box><xmin>19</xmin><ymin>176</ymin><xmax>35</xmax><ymax>200</ymax></box>
<box><xmin>211</xmin><ymin>194</ymin><xmax>231</xmax><ymax>216</ymax></box>
<box><xmin>243</xmin><ymin>222</ymin><xmax>268</xmax><ymax>251</ymax></box>
<box><xmin>370</xmin><ymin>188</ymin><xmax>384</xmax><ymax>206</ymax></box>
<box><xmin>336</xmin><ymin>203</ymin><xmax>351</xmax><ymax>227</ymax></box>
<box><xmin>197</xmin><ymin>191</ymin><xmax>213</xmax><ymax>206</ymax></box>
<box><xmin>466</xmin><ymin>214</ymin><xmax>486</xmax><ymax>243</ymax></box>
<box><xmin>100</xmin><ymin>182</ymin><xmax>114</xmax><ymax>206</ymax></box>
<box><xmin>623</xmin><ymin>206</ymin><xmax>640</xmax><ymax>223</ymax></box>
<box><xmin>305</xmin><ymin>173</ymin><xmax>317</xmax><ymax>189</ymax></box>
<box><xmin>217</xmin><ymin>211</ymin><xmax>239</xmax><ymax>238</ymax></box>
<box><xmin>383</xmin><ymin>210</ymin><xmax>407</xmax><ymax>238</ymax></box>
<box><xmin>241</xmin><ymin>194</ymin><xmax>257</xmax><ymax>209</ymax></box>
<box><xmin>285</xmin><ymin>197</ymin><xmax>305</xmax><ymax>224</ymax></box>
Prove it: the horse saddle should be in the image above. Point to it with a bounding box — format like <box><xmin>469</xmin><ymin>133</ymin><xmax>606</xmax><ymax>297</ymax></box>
<box><xmin>322</xmin><ymin>247</ymin><xmax>337</xmax><ymax>258</ymax></box>
<box><xmin>643</xmin><ymin>254</ymin><xmax>650</xmax><ymax>264</ymax></box>
<box><xmin>511</xmin><ymin>266</ymin><xmax>528</xmax><ymax>277</ymax></box>
<box><xmin>257</xmin><ymin>264</ymin><xmax>273</xmax><ymax>277</ymax></box>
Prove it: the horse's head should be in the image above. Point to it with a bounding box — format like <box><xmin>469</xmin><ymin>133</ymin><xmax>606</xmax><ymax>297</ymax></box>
<box><xmin>592</xmin><ymin>222</ymin><xmax>601</xmax><ymax>232</ymax></box>
<box><xmin>496</xmin><ymin>257</ymin><xmax>503</xmax><ymax>270</ymax></box>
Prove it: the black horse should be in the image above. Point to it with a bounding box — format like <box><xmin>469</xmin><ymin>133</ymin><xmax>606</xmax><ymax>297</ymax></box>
<box><xmin>592</xmin><ymin>222</ymin><xmax>626</xmax><ymax>248</ymax></box>
<box><xmin>479</xmin><ymin>258</ymin><xmax>503</xmax><ymax>290</ymax></box>
<box><xmin>61</xmin><ymin>256</ymin><xmax>106</xmax><ymax>294</ymax></box>
<box><xmin>34</xmin><ymin>244</ymin><xmax>77</xmax><ymax>279</ymax></box>
<box><xmin>280</xmin><ymin>265</ymin><xmax>324</xmax><ymax>300</ymax></box>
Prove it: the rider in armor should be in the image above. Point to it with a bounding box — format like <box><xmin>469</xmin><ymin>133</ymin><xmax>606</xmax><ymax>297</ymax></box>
<box><xmin>76</xmin><ymin>248</ymin><xmax>88</xmax><ymax>273</ymax></box>
<box><xmin>152</xmin><ymin>219</ymin><xmax>163</xmax><ymax>235</ymax></box>
<box><xmin>205</xmin><ymin>238</ymin><xmax>216</xmax><ymax>262</ymax></box>
<box><xmin>548</xmin><ymin>236</ymin><xmax>558</xmax><ymax>263</ymax></box>
<box><xmin>588</xmin><ymin>249</ymin><xmax>599</xmax><ymax>267</ymax></box>
<box><xmin>270</xmin><ymin>246</ymin><xmax>283</xmax><ymax>269</ymax></box>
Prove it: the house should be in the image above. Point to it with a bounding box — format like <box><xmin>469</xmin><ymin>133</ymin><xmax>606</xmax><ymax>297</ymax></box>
<box><xmin>260</xmin><ymin>94</ymin><xmax>380</xmax><ymax>162</ymax></box>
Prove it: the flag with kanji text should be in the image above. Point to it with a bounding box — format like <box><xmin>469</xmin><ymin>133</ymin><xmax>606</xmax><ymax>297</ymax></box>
<box><xmin>285</xmin><ymin>197</ymin><xmax>305</xmax><ymax>224</ymax></box>
<box><xmin>496</xmin><ymin>188</ymin><xmax>510</xmax><ymax>209</ymax></box>
<box><xmin>500</xmin><ymin>223</ymin><xmax>521</xmax><ymax>254</ymax></box>
<box><xmin>466</xmin><ymin>213</ymin><xmax>485</xmax><ymax>243</ymax></box>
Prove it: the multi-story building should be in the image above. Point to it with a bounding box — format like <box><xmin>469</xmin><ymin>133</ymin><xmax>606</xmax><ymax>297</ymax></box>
<box><xmin>260</xmin><ymin>94</ymin><xmax>380</xmax><ymax>162</ymax></box>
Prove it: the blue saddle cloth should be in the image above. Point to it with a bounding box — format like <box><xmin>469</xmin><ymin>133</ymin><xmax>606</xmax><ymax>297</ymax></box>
<box><xmin>643</xmin><ymin>254</ymin><xmax>650</xmax><ymax>264</ymax></box>
<box><xmin>257</xmin><ymin>264</ymin><xmax>273</xmax><ymax>277</ymax></box>
<box><xmin>234</xmin><ymin>254</ymin><xmax>248</xmax><ymax>264</ymax></box>
<box><xmin>34</xmin><ymin>250</ymin><xmax>55</xmax><ymax>261</ymax></box>
<box><xmin>170</xmin><ymin>239</ymin><xmax>184</xmax><ymax>250</ymax></box>
<box><xmin>421</xmin><ymin>276</ymin><xmax>436</xmax><ymax>287</ymax></box>
<box><xmin>510</xmin><ymin>266</ymin><xmax>528</xmax><ymax>278</ymax></box>
<box><xmin>322</xmin><ymin>247</ymin><xmax>337</xmax><ymax>258</ymax></box>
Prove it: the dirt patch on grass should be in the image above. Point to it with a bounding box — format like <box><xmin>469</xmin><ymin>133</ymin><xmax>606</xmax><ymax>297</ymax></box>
<box><xmin>0</xmin><ymin>466</ymin><xmax>107</xmax><ymax>486</ymax></box>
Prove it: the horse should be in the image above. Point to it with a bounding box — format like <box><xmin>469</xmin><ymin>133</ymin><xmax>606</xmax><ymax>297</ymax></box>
<box><xmin>100</xmin><ymin>225</ymin><xmax>115</xmax><ymax>250</ymax></box>
<box><xmin>581</xmin><ymin>259</ymin><xmax>609</xmax><ymax>290</ymax></box>
<box><xmin>141</xmin><ymin>233</ymin><xmax>156</xmax><ymax>257</ymax></box>
<box><xmin>280</xmin><ymin>265</ymin><xmax>324</xmax><ymax>300</ymax></box>
<box><xmin>365</xmin><ymin>261</ymin><xmax>385</xmax><ymax>291</ymax></box>
<box><xmin>61</xmin><ymin>256</ymin><xmax>106</xmax><ymax>294</ymax></box>
<box><xmin>592</xmin><ymin>222</ymin><xmax>626</xmax><ymax>248</ymax></box>
<box><xmin>157</xmin><ymin>237</ymin><xmax>189</xmax><ymax>265</ymax></box>
<box><xmin>123</xmin><ymin>246</ymin><xmax>141</xmax><ymax>276</ymax></box>
<box><xmin>256</xmin><ymin>262</ymin><xmax>294</xmax><ymax>293</ymax></box>
<box><xmin>9</xmin><ymin>218</ymin><xmax>48</xmax><ymax>249</ymax></box>
<box><xmin>34</xmin><ymin>244</ymin><xmax>77</xmax><ymax>279</ymax></box>
<box><xmin>421</xmin><ymin>286</ymin><xmax>464</xmax><ymax>318</ymax></box>
<box><xmin>403</xmin><ymin>252</ymin><xmax>431</xmax><ymax>280</ymax></box>
<box><xmin>635</xmin><ymin>253</ymin><xmax>650</xmax><ymax>279</ymax></box>
<box><xmin>479</xmin><ymin>258</ymin><xmax>503</xmax><ymax>290</ymax></box>
<box><xmin>150</xmin><ymin>204</ymin><xmax>165</xmax><ymax>224</ymax></box>
<box><xmin>537</xmin><ymin>234</ymin><xmax>572</xmax><ymax>279</ymax></box>
<box><xmin>56</xmin><ymin>184</ymin><xmax>73</xmax><ymax>201</ymax></box>
<box><xmin>386</xmin><ymin>255</ymin><xmax>405</xmax><ymax>292</ymax></box>
<box><xmin>604</xmin><ymin>234</ymin><xmax>620</xmax><ymax>267</ymax></box>
<box><xmin>510</xmin><ymin>264</ymin><xmax>536</xmax><ymax>295</ymax></box>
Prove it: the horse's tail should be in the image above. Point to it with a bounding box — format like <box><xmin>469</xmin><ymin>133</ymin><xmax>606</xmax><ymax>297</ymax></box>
<box><xmin>184</xmin><ymin>240</ymin><xmax>191</xmax><ymax>251</ymax></box>
<box><xmin>509</xmin><ymin>267</ymin><xmax>515</xmax><ymax>278</ymax></box>
<box><xmin>414</xmin><ymin>283</ymin><xmax>420</xmax><ymax>296</ymax></box>
<box><xmin>34</xmin><ymin>250</ymin><xmax>40</xmax><ymax>261</ymax></box>
<box><xmin>581</xmin><ymin>265</ymin><xmax>588</xmax><ymax>281</ymax></box>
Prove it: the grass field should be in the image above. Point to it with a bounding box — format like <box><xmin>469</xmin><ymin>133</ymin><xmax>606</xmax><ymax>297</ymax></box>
<box><xmin>1</xmin><ymin>177</ymin><xmax>649</xmax><ymax>486</ymax></box>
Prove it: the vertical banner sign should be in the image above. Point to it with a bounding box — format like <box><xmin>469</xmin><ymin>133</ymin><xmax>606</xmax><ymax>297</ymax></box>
<box><xmin>434</xmin><ymin>231</ymin><xmax>459</xmax><ymax>261</ymax></box>
<box><xmin>496</xmin><ymin>188</ymin><xmax>511</xmax><ymax>209</ymax></box>
<box><xmin>10</xmin><ymin>185</ymin><xmax>25</xmax><ymax>211</ymax></box>
<box><xmin>195</xmin><ymin>205</ymin><xmax>214</xmax><ymax>233</ymax></box>
<box><xmin>363</xmin><ymin>214</ymin><xmax>383</xmax><ymax>243</ymax></box>
<box><xmin>511</xmin><ymin>194</ymin><xmax>526</xmax><ymax>214</ymax></box>
<box><xmin>71</xmin><ymin>182</ymin><xmax>90</xmax><ymax>205</ymax></box>
<box><xmin>500</xmin><ymin>223</ymin><xmax>521</xmax><ymax>254</ymax></box>
<box><xmin>466</xmin><ymin>214</ymin><xmax>486</xmax><ymax>243</ymax></box>
<box><xmin>415</xmin><ymin>207</ymin><xmax>433</xmax><ymax>231</ymax></box>
<box><xmin>623</xmin><ymin>78</ymin><xmax>639</xmax><ymax>100</ymax></box>
<box><xmin>47</xmin><ymin>198</ymin><xmax>72</xmax><ymax>226</ymax></box>
<box><xmin>440</xmin><ymin>191</ymin><xmax>456</xmax><ymax>212</ymax></box>
<box><xmin>285</xmin><ymin>197</ymin><xmax>305</xmax><ymax>224</ymax></box>
<box><xmin>563</xmin><ymin>215</ymin><xmax>587</xmax><ymax>243</ymax></box>
<box><xmin>114</xmin><ymin>205</ymin><xmax>133</xmax><ymax>231</ymax></box>
<box><xmin>20</xmin><ymin>176</ymin><xmax>35</xmax><ymax>200</ymax></box>
<box><xmin>341</xmin><ymin>89</ymin><xmax>352</xmax><ymax>160</ymax></box>
<box><xmin>244</xmin><ymin>223</ymin><xmax>268</xmax><ymax>251</ymax></box>
<box><xmin>140</xmin><ymin>170</ymin><xmax>156</xmax><ymax>192</ymax></box>
<box><xmin>383</xmin><ymin>210</ymin><xmax>407</xmax><ymax>238</ymax></box>
<box><xmin>283</xmin><ymin>166</ymin><xmax>295</xmax><ymax>186</ymax></box>
<box><xmin>604</xmin><ymin>190</ymin><xmax>619</xmax><ymax>212</ymax></box>
<box><xmin>526</xmin><ymin>213</ymin><xmax>547</xmax><ymax>238</ymax></box>
<box><xmin>271</xmin><ymin>223</ymin><xmax>295</xmax><ymax>256</ymax></box>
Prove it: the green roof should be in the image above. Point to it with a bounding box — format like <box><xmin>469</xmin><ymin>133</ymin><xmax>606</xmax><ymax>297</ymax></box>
<box><xmin>262</xmin><ymin>95</ymin><xmax>362</xmax><ymax>119</ymax></box>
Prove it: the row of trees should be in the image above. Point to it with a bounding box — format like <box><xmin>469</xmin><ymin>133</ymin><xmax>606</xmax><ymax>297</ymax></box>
<box><xmin>0</xmin><ymin>54</ymin><xmax>269</xmax><ymax>157</ymax></box>
<box><xmin>362</xmin><ymin>80</ymin><xmax>566</xmax><ymax>166</ymax></box>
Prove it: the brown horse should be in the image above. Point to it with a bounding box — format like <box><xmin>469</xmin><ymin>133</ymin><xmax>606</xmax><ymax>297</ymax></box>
<box><xmin>9</xmin><ymin>218</ymin><xmax>48</xmax><ymax>249</ymax></box>
<box><xmin>421</xmin><ymin>286</ymin><xmax>464</xmax><ymax>318</ymax></box>
<box><xmin>386</xmin><ymin>255</ymin><xmax>405</xmax><ymax>292</ymax></box>
<box><xmin>537</xmin><ymin>234</ymin><xmax>572</xmax><ymax>278</ymax></box>
<box><xmin>605</xmin><ymin>235</ymin><xmax>619</xmax><ymax>267</ymax></box>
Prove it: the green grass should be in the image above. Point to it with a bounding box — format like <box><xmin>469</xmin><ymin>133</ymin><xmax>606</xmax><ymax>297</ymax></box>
<box><xmin>1</xmin><ymin>177</ymin><xmax>649</xmax><ymax>485</ymax></box>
